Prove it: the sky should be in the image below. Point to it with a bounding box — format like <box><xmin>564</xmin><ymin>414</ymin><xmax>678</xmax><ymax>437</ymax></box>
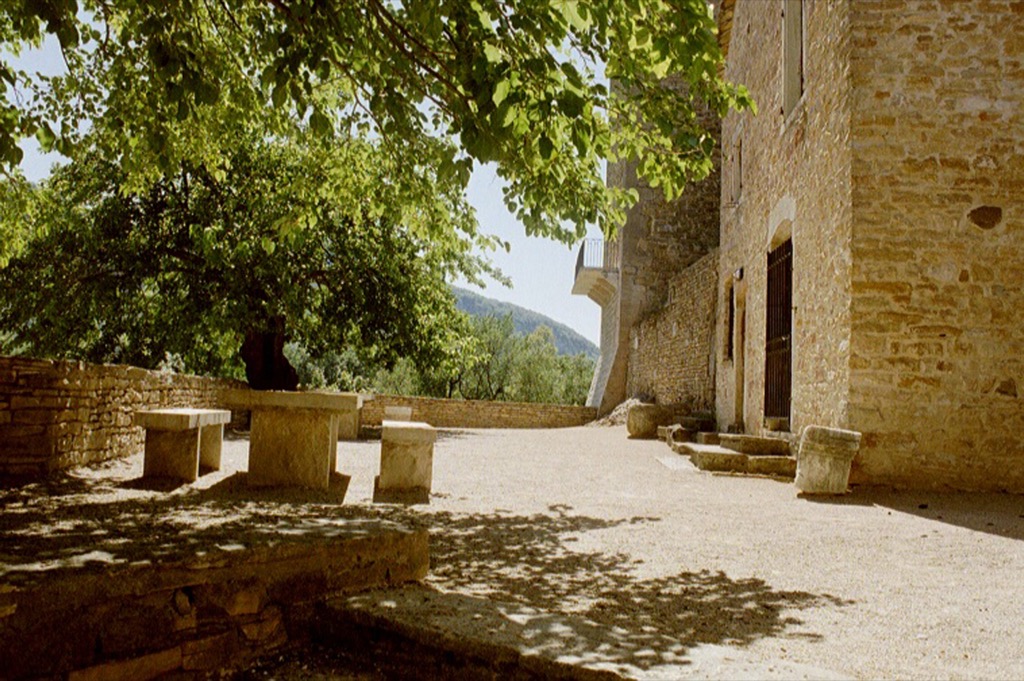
<box><xmin>11</xmin><ymin>43</ymin><xmax>604</xmax><ymax>347</ymax></box>
<box><xmin>461</xmin><ymin>168</ymin><xmax>601</xmax><ymax>345</ymax></box>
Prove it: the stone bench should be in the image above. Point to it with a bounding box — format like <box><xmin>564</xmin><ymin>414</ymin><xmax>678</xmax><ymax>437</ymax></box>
<box><xmin>225</xmin><ymin>389</ymin><xmax>366</xmax><ymax>489</ymax></box>
<box><xmin>373</xmin><ymin>420</ymin><xmax>436</xmax><ymax>504</ymax></box>
<box><xmin>134</xmin><ymin>409</ymin><xmax>232</xmax><ymax>482</ymax></box>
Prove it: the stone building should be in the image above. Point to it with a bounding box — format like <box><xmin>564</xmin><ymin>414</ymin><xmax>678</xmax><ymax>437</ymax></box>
<box><xmin>573</xmin><ymin>87</ymin><xmax>722</xmax><ymax>415</ymax></box>
<box><xmin>577</xmin><ymin>0</ymin><xmax>1024</xmax><ymax>492</ymax></box>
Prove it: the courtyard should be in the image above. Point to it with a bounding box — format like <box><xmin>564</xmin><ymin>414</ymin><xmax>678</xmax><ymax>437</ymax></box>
<box><xmin>2</xmin><ymin>425</ymin><xmax>1023</xmax><ymax>679</ymax></box>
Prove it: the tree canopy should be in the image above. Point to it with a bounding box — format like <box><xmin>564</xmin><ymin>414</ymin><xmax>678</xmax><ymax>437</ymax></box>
<box><xmin>371</xmin><ymin>313</ymin><xmax>595</xmax><ymax>405</ymax></box>
<box><xmin>0</xmin><ymin>132</ymin><xmax>477</xmax><ymax>386</ymax></box>
<box><xmin>1</xmin><ymin>0</ymin><xmax>752</xmax><ymax>242</ymax></box>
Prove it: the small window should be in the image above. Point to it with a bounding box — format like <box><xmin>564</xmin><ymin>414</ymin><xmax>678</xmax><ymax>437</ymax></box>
<box><xmin>731</xmin><ymin>137</ymin><xmax>743</xmax><ymax>203</ymax></box>
<box><xmin>782</xmin><ymin>0</ymin><xmax>804</xmax><ymax>118</ymax></box>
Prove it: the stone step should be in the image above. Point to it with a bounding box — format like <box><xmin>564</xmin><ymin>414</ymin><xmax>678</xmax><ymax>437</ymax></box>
<box><xmin>675</xmin><ymin>443</ymin><xmax>748</xmax><ymax>473</ymax></box>
<box><xmin>718</xmin><ymin>434</ymin><xmax>792</xmax><ymax>457</ymax></box>
<box><xmin>747</xmin><ymin>455</ymin><xmax>797</xmax><ymax>478</ymax></box>
<box><xmin>666</xmin><ymin>425</ymin><xmax>695</xmax><ymax>448</ymax></box>
<box><xmin>679</xmin><ymin>415</ymin><xmax>716</xmax><ymax>432</ymax></box>
<box><xmin>675</xmin><ymin>443</ymin><xmax>797</xmax><ymax>479</ymax></box>
<box><xmin>696</xmin><ymin>432</ymin><xmax>720</xmax><ymax>445</ymax></box>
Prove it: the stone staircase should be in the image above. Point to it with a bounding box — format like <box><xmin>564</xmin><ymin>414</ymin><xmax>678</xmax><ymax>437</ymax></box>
<box><xmin>663</xmin><ymin>427</ymin><xmax>797</xmax><ymax>479</ymax></box>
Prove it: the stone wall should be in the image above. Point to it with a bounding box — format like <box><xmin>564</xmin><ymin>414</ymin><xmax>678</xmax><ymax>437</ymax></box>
<box><xmin>597</xmin><ymin>80</ymin><xmax>722</xmax><ymax>414</ymax></box>
<box><xmin>846</xmin><ymin>0</ymin><xmax>1024</xmax><ymax>490</ymax></box>
<box><xmin>0</xmin><ymin>526</ymin><xmax>428</xmax><ymax>679</ymax></box>
<box><xmin>362</xmin><ymin>394</ymin><xmax>596</xmax><ymax>430</ymax></box>
<box><xmin>627</xmin><ymin>250</ymin><xmax>718</xmax><ymax>410</ymax></box>
<box><xmin>0</xmin><ymin>356</ymin><xmax>248</xmax><ymax>478</ymax></box>
<box><xmin>716</xmin><ymin>0</ymin><xmax>854</xmax><ymax>434</ymax></box>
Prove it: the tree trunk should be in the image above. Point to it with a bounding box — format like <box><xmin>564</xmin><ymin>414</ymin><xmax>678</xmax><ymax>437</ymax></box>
<box><xmin>240</xmin><ymin>317</ymin><xmax>299</xmax><ymax>391</ymax></box>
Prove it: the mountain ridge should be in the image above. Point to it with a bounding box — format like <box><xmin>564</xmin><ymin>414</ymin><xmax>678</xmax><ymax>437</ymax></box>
<box><xmin>452</xmin><ymin>286</ymin><xmax>599</xmax><ymax>359</ymax></box>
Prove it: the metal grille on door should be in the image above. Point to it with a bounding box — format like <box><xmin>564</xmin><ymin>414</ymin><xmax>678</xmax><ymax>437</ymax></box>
<box><xmin>765</xmin><ymin>240</ymin><xmax>792</xmax><ymax>420</ymax></box>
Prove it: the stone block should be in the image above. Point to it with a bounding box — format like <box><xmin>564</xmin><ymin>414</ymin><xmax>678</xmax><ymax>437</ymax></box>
<box><xmin>142</xmin><ymin>428</ymin><xmax>200</xmax><ymax>482</ymax></box>
<box><xmin>747</xmin><ymin>456</ymin><xmax>798</xmax><ymax>478</ymax></box>
<box><xmin>678</xmin><ymin>443</ymin><xmax>749</xmax><ymax>473</ymax></box>
<box><xmin>719</xmin><ymin>434</ymin><xmax>792</xmax><ymax>456</ymax></box>
<box><xmin>374</xmin><ymin>421</ymin><xmax>436</xmax><ymax>504</ymax></box>
<box><xmin>795</xmin><ymin>426</ymin><xmax>862</xmax><ymax>495</ymax></box>
<box><xmin>696</xmin><ymin>432</ymin><xmax>721</xmax><ymax>445</ymax></box>
<box><xmin>248</xmin><ymin>407</ymin><xmax>337</xmax><ymax>490</ymax></box>
<box><xmin>626</xmin><ymin>403</ymin><xmax>674</xmax><ymax>439</ymax></box>
<box><xmin>133</xmin><ymin>408</ymin><xmax>231</xmax><ymax>430</ymax></box>
<box><xmin>199</xmin><ymin>424</ymin><xmax>223</xmax><ymax>472</ymax></box>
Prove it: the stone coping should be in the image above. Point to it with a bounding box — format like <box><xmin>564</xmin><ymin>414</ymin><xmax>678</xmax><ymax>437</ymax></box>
<box><xmin>133</xmin><ymin>408</ymin><xmax>232</xmax><ymax>430</ymax></box>
<box><xmin>382</xmin><ymin>421</ymin><xmax>437</xmax><ymax>445</ymax></box>
<box><xmin>224</xmin><ymin>389</ymin><xmax>365</xmax><ymax>411</ymax></box>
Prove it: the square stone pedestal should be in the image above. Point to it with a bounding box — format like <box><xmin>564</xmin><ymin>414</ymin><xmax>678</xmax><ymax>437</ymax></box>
<box><xmin>374</xmin><ymin>421</ymin><xmax>436</xmax><ymax>504</ymax></box>
<box><xmin>248</xmin><ymin>407</ymin><xmax>339</xmax><ymax>489</ymax></box>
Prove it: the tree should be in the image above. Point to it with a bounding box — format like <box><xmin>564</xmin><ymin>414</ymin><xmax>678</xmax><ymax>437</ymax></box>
<box><xmin>0</xmin><ymin>132</ymin><xmax>479</xmax><ymax>386</ymax></box>
<box><xmin>368</xmin><ymin>313</ymin><xmax>595</xmax><ymax>405</ymax></box>
<box><xmin>1</xmin><ymin>0</ymin><xmax>752</xmax><ymax>243</ymax></box>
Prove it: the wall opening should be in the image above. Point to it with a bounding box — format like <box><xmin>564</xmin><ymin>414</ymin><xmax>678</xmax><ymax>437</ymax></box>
<box><xmin>765</xmin><ymin>239</ymin><xmax>793</xmax><ymax>427</ymax></box>
<box><xmin>782</xmin><ymin>0</ymin><xmax>805</xmax><ymax>118</ymax></box>
<box><xmin>733</xmin><ymin>279</ymin><xmax>747</xmax><ymax>432</ymax></box>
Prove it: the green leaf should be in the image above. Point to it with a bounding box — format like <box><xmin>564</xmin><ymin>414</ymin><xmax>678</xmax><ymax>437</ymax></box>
<box><xmin>35</xmin><ymin>123</ymin><xmax>57</xmax><ymax>152</ymax></box>
<box><xmin>492</xmin><ymin>79</ymin><xmax>511</xmax><ymax>107</ymax></box>
<box><xmin>483</xmin><ymin>44</ymin><xmax>502</xmax><ymax>64</ymax></box>
<box><xmin>538</xmin><ymin>135</ymin><xmax>554</xmax><ymax>160</ymax></box>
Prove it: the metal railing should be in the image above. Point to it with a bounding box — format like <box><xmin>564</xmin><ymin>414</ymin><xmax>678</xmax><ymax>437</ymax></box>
<box><xmin>574</xmin><ymin>239</ymin><xmax>620</xmax><ymax>280</ymax></box>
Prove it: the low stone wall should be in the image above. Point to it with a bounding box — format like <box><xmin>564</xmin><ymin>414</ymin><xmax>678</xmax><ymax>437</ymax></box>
<box><xmin>363</xmin><ymin>394</ymin><xmax>596</xmax><ymax>429</ymax></box>
<box><xmin>626</xmin><ymin>250</ymin><xmax>718</xmax><ymax>410</ymax></box>
<box><xmin>0</xmin><ymin>356</ymin><xmax>248</xmax><ymax>478</ymax></box>
<box><xmin>0</xmin><ymin>356</ymin><xmax>597</xmax><ymax>480</ymax></box>
<box><xmin>0</xmin><ymin>526</ymin><xmax>428</xmax><ymax>679</ymax></box>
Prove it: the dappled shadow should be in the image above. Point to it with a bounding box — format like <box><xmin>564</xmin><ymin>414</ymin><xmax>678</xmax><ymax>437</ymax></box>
<box><xmin>0</xmin><ymin>468</ymin><xmax>396</xmax><ymax>588</ymax></box>
<box><xmin>1</xmin><ymin>449</ymin><xmax>847</xmax><ymax>674</ymax></box>
<box><xmin>364</xmin><ymin>504</ymin><xmax>849</xmax><ymax>673</ymax></box>
<box><xmin>803</xmin><ymin>485</ymin><xmax>1024</xmax><ymax>542</ymax></box>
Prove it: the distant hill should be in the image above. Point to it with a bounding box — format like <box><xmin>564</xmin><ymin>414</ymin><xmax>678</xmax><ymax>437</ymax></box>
<box><xmin>452</xmin><ymin>286</ymin><xmax>599</xmax><ymax>359</ymax></box>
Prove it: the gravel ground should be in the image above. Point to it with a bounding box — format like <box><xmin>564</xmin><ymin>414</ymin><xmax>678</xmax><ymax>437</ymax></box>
<box><xmin>5</xmin><ymin>425</ymin><xmax>1024</xmax><ymax>680</ymax></box>
<box><xmin>333</xmin><ymin>426</ymin><xmax>1024</xmax><ymax>681</ymax></box>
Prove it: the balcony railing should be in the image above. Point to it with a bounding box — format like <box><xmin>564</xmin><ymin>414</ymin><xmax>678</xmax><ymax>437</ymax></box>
<box><xmin>574</xmin><ymin>239</ymin><xmax>619</xmax><ymax>281</ymax></box>
<box><xmin>572</xmin><ymin>238</ymin><xmax>619</xmax><ymax>304</ymax></box>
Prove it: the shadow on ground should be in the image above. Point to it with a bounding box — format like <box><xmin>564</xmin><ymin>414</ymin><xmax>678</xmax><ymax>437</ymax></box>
<box><xmin>330</xmin><ymin>504</ymin><xmax>850</xmax><ymax>675</ymax></box>
<box><xmin>804</xmin><ymin>485</ymin><xmax>1024</xmax><ymax>541</ymax></box>
<box><xmin>0</xmin><ymin>468</ymin><xmax>396</xmax><ymax>586</ymax></box>
<box><xmin>2</xmin><ymin>465</ymin><xmax>847</xmax><ymax>675</ymax></box>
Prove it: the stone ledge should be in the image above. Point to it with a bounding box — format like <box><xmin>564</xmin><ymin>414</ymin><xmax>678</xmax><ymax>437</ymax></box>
<box><xmin>719</xmin><ymin>434</ymin><xmax>792</xmax><ymax>457</ymax></box>
<box><xmin>0</xmin><ymin>523</ymin><xmax>429</xmax><ymax>679</ymax></box>
<box><xmin>134</xmin><ymin>408</ymin><xmax>232</xmax><ymax>431</ymax></box>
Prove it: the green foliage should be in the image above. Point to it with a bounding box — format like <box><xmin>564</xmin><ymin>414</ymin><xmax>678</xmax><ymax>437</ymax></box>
<box><xmin>452</xmin><ymin>285</ymin><xmax>599</xmax><ymax>359</ymax></box>
<box><xmin>0</xmin><ymin>132</ymin><xmax>476</xmax><ymax>376</ymax></box>
<box><xmin>0</xmin><ymin>0</ymin><xmax>753</xmax><ymax>242</ymax></box>
<box><xmin>0</xmin><ymin>171</ymin><xmax>35</xmax><ymax>266</ymax></box>
<box><xmin>372</xmin><ymin>313</ymin><xmax>595</xmax><ymax>405</ymax></box>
